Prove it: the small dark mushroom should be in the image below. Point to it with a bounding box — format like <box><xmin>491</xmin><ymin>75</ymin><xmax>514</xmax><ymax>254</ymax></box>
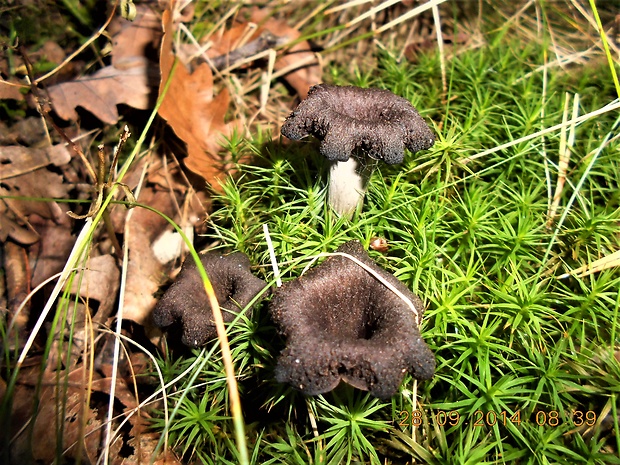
<box><xmin>269</xmin><ymin>240</ymin><xmax>435</xmax><ymax>399</ymax></box>
<box><xmin>152</xmin><ymin>251</ymin><xmax>267</xmax><ymax>348</ymax></box>
<box><xmin>281</xmin><ymin>84</ymin><xmax>435</xmax><ymax>217</ymax></box>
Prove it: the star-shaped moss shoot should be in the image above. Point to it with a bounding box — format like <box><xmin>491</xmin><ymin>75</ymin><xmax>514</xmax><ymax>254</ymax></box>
<box><xmin>152</xmin><ymin>251</ymin><xmax>267</xmax><ymax>348</ymax></box>
<box><xmin>269</xmin><ymin>241</ymin><xmax>435</xmax><ymax>399</ymax></box>
<box><xmin>281</xmin><ymin>84</ymin><xmax>435</xmax><ymax>218</ymax></box>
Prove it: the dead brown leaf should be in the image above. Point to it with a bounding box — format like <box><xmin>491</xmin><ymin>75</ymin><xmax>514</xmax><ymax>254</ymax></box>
<box><xmin>33</xmin><ymin>389</ymin><xmax>103</xmax><ymax>464</ymax></box>
<box><xmin>9</xmin><ymin>359</ymin><xmax>166</xmax><ymax>464</ymax></box>
<box><xmin>121</xmin><ymin>433</ymin><xmax>182</xmax><ymax>465</ymax></box>
<box><xmin>28</xmin><ymin>214</ymin><xmax>76</xmax><ymax>288</ymax></box>
<box><xmin>0</xmin><ymin>81</ymin><xmax>25</xmax><ymax>100</ymax></box>
<box><xmin>0</xmin><ymin>144</ymin><xmax>72</xmax><ymax>244</ymax></box>
<box><xmin>67</xmin><ymin>254</ymin><xmax>121</xmax><ymax>324</ymax></box>
<box><xmin>9</xmin><ymin>369</ymin><xmax>105</xmax><ymax>464</ymax></box>
<box><xmin>107</xmin><ymin>151</ymin><xmax>207</xmax><ymax>326</ymax></box>
<box><xmin>120</xmin><ymin>187</ymin><xmax>176</xmax><ymax>325</ymax></box>
<box><xmin>90</xmin><ymin>376</ymin><xmax>140</xmax><ymax>411</ymax></box>
<box><xmin>1</xmin><ymin>116</ymin><xmax>49</xmax><ymax>146</ymax></box>
<box><xmin>0</xmin><ymin>168</ymin><xmax>69</xmax><ymax>223</ymax></box>
<box><xmin>0</xmin><ymin>205</ymin><xmax>39</xmax><ymax>244</ymax></box>
<box><xmin>48</xmin><ymin>66</ymin><xmax>154</xmax><ymax>124</ymax></box>
<box><xmin>48</xmin><ymin>5</ymin><xmax>162</xmax><ymax>124</ymax></box>
<box><xmin>4</xmin><ymin>241</ymin><xmax>30</xmax><ymax>333</ymax></box>
<box><xmin>205</xmin><ymin>22</ymin><xmax>257</xmax><ymax>61</ymax></box>
<box><xmin>0</xmin><ymin>144</ymin><xmax>76</xmax><ymax>309</ymax></box>
<box><xmin>0</xmin><ymin>144</ymin><xmax>71</xmax><ymax>178</ymax></box>
<box><xmin>158</xmin><ymin>9</ymin><xmax>240</xmax><ymax>189</ymax></box>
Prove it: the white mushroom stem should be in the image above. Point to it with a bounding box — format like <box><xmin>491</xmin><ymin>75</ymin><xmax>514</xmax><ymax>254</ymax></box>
<box><xmin>328</xmin><ymin>157</ymin><xmax>375</xmax><ymax>218</ymax></box>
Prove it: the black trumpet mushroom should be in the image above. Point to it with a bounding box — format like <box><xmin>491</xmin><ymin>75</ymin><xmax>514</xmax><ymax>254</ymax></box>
<box><xmin>281</xmin><ymin>84</ymin><xmax>435</xmax><ymax>218</ymax></box>
<box><xmin>152</xmin><ymin>251</ymin><xmax>267</xmax><ymax>348</ymax></box>
<box><xmin>269</xmin><ymin>241</ymin><xmax>435</xmax><ymax>400</ymax></box>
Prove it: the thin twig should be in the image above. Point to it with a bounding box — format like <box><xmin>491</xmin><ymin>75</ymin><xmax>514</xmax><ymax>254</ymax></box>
<box><xmin>209</xmin><ymin>32</ymin><xmax>287</xmax><ymax>70</ymax></box>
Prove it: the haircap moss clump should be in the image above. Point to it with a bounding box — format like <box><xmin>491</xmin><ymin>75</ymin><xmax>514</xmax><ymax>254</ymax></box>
<box><xmin>269</xmin><ymin>241</ymin><xmax>435</xmax><ymax>400</ymax></box>
<box><xmin>152</xmin><ymin>251</ymin><xmax>267</xmax><ymax>348</ymax></box>
<box><xmin>281</xmin><ymin>84</ymin><xmax>435</xmax><ymax>164</ymax></box>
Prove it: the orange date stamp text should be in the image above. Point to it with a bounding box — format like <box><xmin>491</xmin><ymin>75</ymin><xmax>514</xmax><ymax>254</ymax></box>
<box><xmin>396</xmin><ymin>409</ymin><xmax>597</xmax><ymax>428</ymax></box>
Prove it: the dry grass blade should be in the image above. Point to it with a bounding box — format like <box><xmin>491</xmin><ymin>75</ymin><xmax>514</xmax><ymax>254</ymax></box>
<box><xmin>570</xmin><ymin>0</ymin><xmax>620</xmax><ymax>56</ymax></box>
<box><xmin>541</xmin><ymin>50</ymin><xmax>553</xmax><ymax>211</ymax></box>
<box><xmin>432</xmin><ymin>3</ymin><xmax>447</xmax><ymax>98</ymax></box>
<box><xmin>341</xmin><ymin>0</ymin><xmax>401</xmax><ymax>28</ymax></box>
<box><xmin>301</xmin><ymin>252</ymin><xmax>421</xmax><ymax>324</ymax></box>
<box><xmin>325</xmin><ymin>0</ymin><xmax>374</xmax><ymax>16</ymax></box>
<box><xmin>513</xmin><ymin>43</ymin><xmax>601</xmax><ymax>84</ymax></box>
<box><xmin>588</xmin><ymin>0</ymin><xmax>620</xmax><ymax>97</ymax></box>
<box><xmin>559</xmin><ymin>250</ymin><xmax>620</xmax><ymax>279</ymax></box>
<box><xmin>263</xmin><ymin>223</ymin><xmax>282</xmax><ymax>288</ymax></box>
<box><xmin>14</xmin><ymin>219</ymin><xmax>94</xmax><ymax>367</ymax></box>
<box><xmin>460</xmin><ymin>99</ymin><xmax>620</xmax><ymax>164</ymax></box>
<box><xmin>546</xmin><ymin>93</ymin><xmax>579</xmax><ymax>227</ymax></box>
<box><xmin>375</xmin><ymin>0</ymin><xmax>447</xmax><ymax>34</ymax></box>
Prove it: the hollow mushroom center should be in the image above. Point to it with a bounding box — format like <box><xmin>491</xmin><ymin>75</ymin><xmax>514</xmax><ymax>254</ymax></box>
<box><xmin>322</xmin><ymin>310</ymin><xmax>379</xmax><ymax>341</ymax></box>
<box><xmin>303</xmin><ymin>286</ymin><xmax>385</xmax><ymax>343</ymax></box>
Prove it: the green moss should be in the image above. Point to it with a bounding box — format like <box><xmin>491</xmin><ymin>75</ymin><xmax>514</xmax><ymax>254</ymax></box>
<box><xmin>153</xmin><ymin>15</ymin><xmax>620</xmax><ymax>465</ymax></box>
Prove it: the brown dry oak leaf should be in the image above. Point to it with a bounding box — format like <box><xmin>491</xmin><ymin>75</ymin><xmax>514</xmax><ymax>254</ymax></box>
<box><xmin>0</xmin><ymin>144</ymin><xmax>70</xmax><ymax>178</ymax></box>
<box><xmin>0</xmin><ymin>116</ymin><xmax>48</xmax><ymax>146</ymax></box>
<box><xmin>48</xmin><ymin>5</ymin><xmax>162</xmax><ymax>124</ymax></box>
<box><xmin>158</xmin><ymin>9</ymin><xmax>240</xmax><ymax>190</ymax></box>
<box><xmin>121</xmin><ymin>433</ymin><xmax>182</xmax><ymax>465</ymax></box>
